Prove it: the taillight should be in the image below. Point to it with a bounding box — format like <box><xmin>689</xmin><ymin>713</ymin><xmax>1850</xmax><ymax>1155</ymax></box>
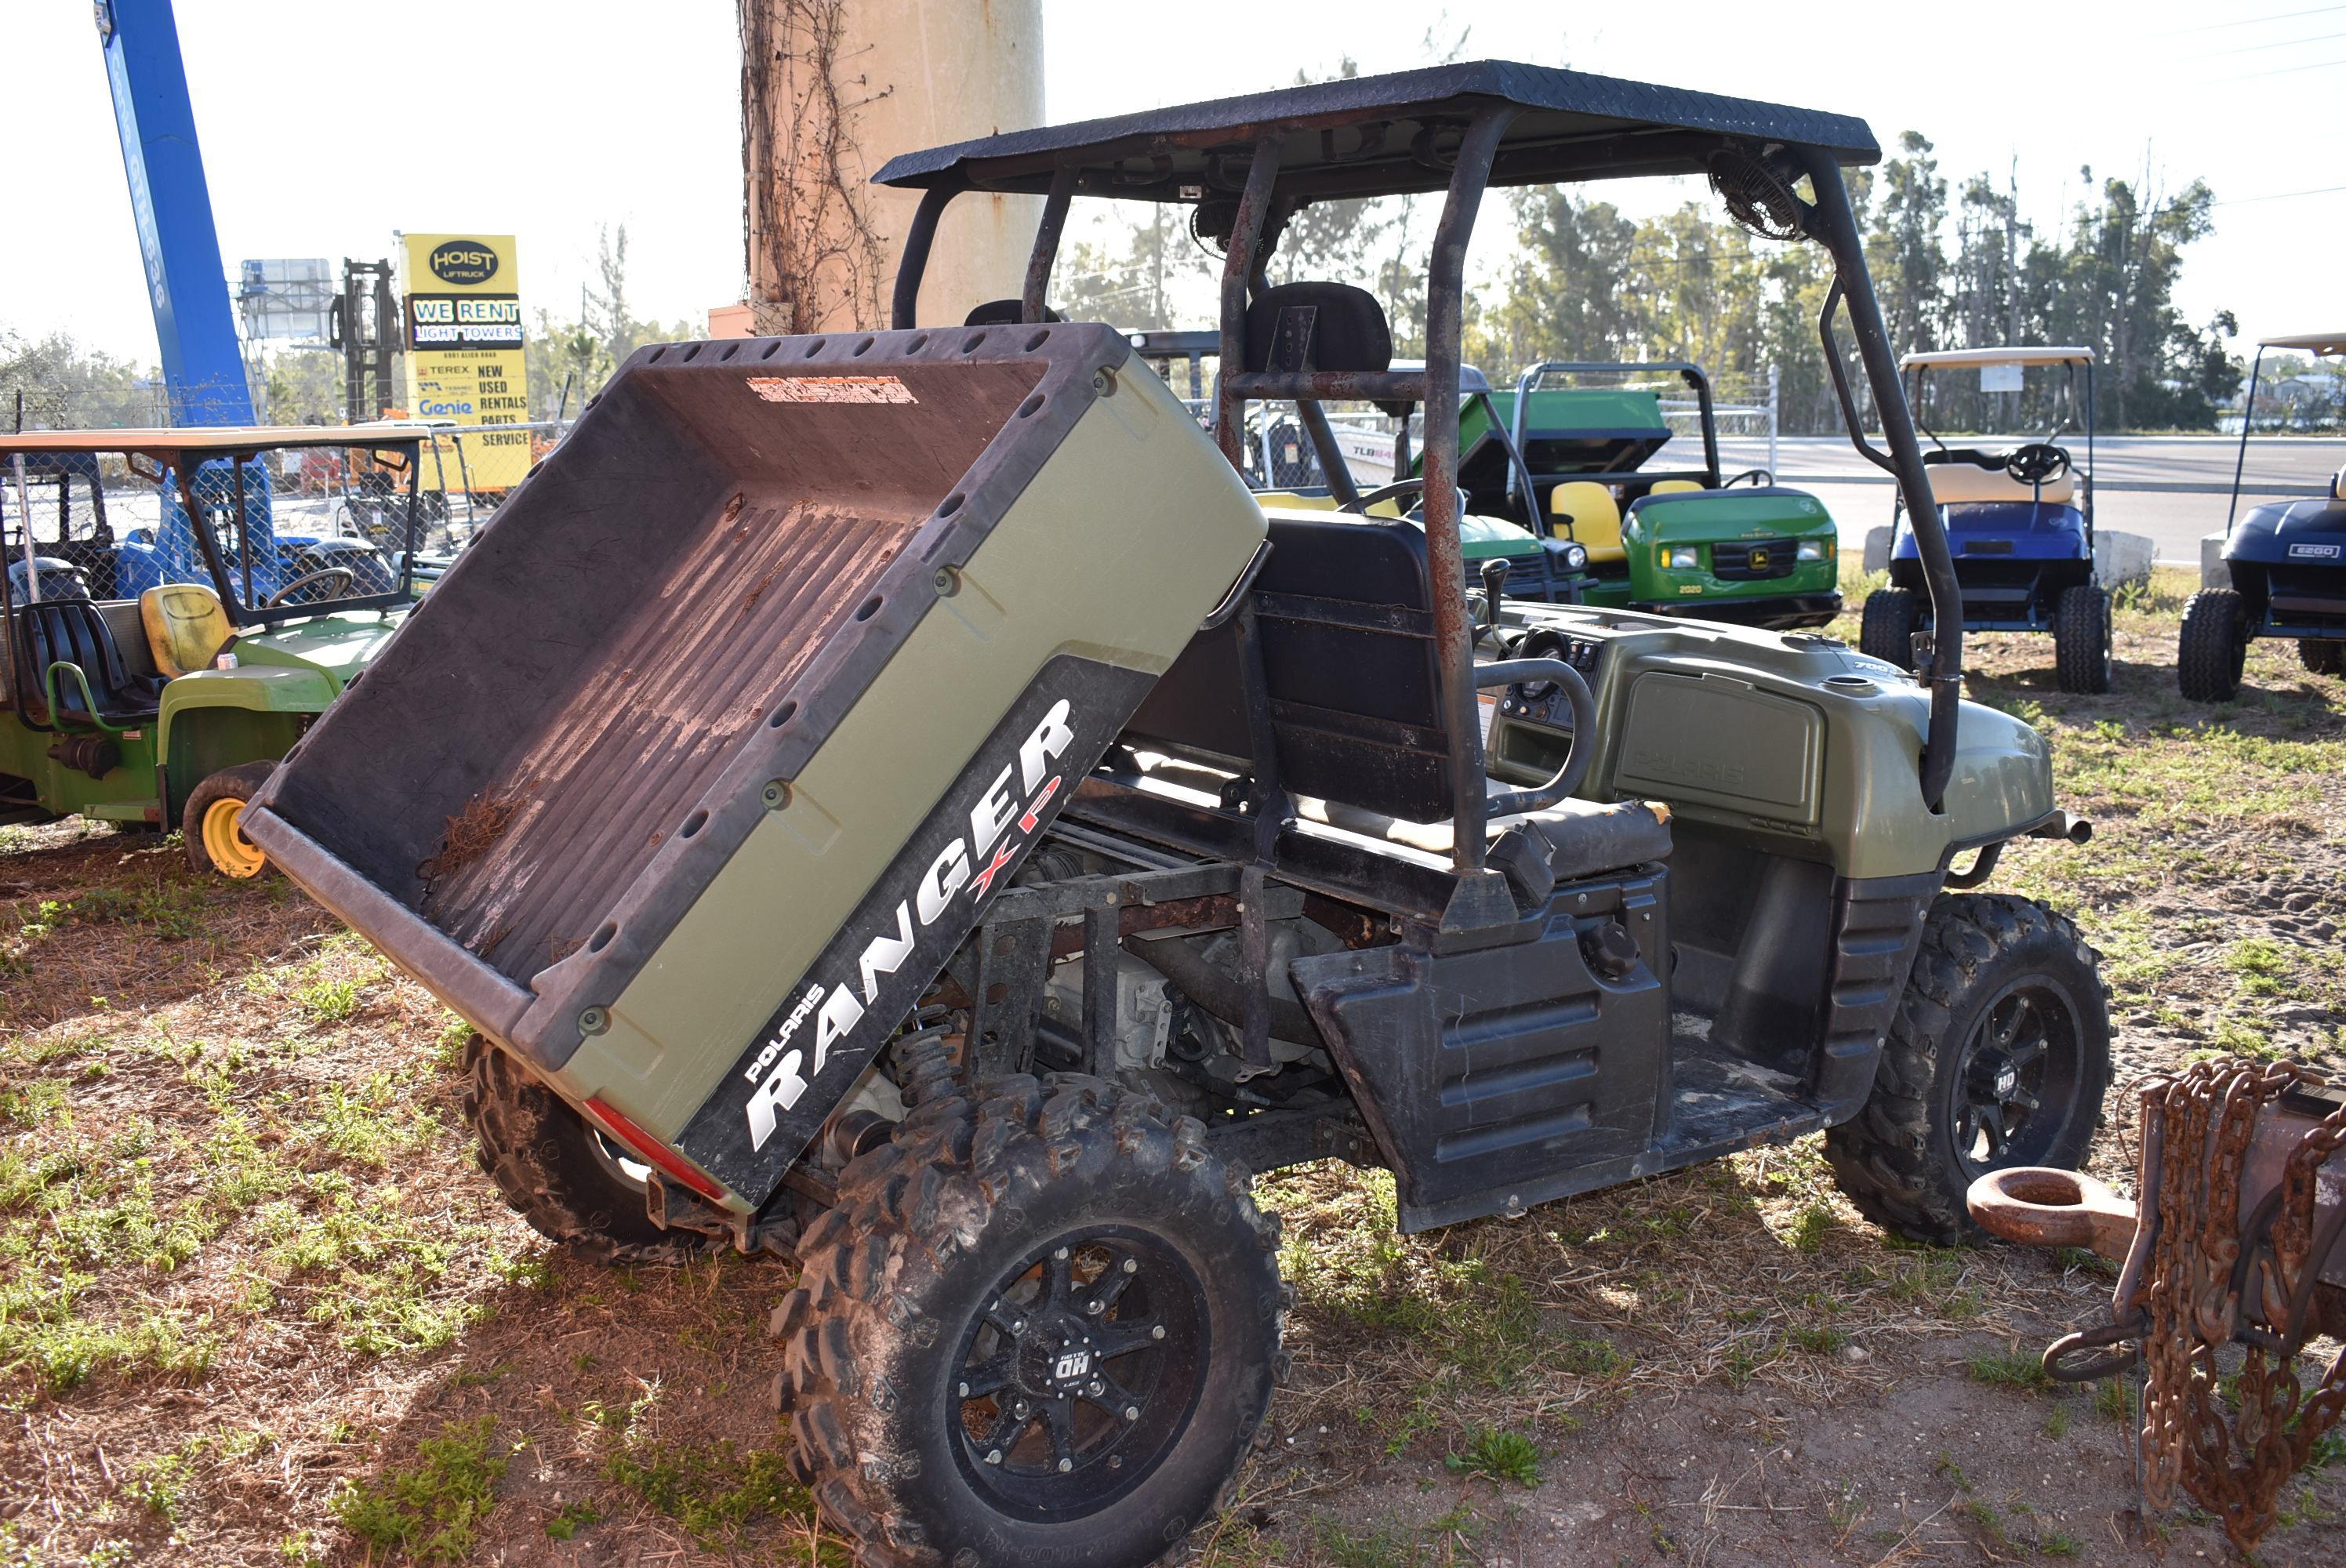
<box><xmin>585</xmin><ymin>1096</ymin><xmax>732</xmax><ymax>1207</ymax></box>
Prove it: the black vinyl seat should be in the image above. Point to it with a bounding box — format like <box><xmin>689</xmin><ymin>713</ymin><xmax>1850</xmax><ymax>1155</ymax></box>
<box><xmin>1125</xmin><ymin>514</ymin><xmax>1672</xmax><ymax>878</ymax></box>
<box><xmin>13</xmin><ymin>597</ymin><xmax>165</xmax><ymax>722</ymax></box>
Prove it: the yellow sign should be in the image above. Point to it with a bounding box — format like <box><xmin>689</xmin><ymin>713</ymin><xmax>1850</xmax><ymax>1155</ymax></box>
<box><xmin>401</xmin><ymin>232</ymin><xmax>531</xmax><ymax>490</ymax></box>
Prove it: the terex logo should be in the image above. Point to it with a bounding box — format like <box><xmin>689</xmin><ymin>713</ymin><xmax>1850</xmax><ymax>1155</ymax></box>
<box><xmin>428</xmin><ymin>240</ymin><xmax>499</xmax><ymax>285</ymax></box>
<box><xmin>742</xmin><ymin>699</ymin><xmax>1077</xmax><ymax>1149</ymax></box>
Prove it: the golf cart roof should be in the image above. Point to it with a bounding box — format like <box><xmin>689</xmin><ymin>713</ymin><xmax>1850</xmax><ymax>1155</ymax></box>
<box><xmin>0</xmin><ymin>423</ymin><xmax>426</xmax><ymax>461</ymax></box>
<box><xmin>2257</xmin><ymin>332</ymin><xmax>2346</xmax><ymax>357</ymax></box>
<box><xmin>873</xmin><ymin>60</ymin><xmax>1879</xmax><ymax>199</ymax></box>
<box><xmin>1901</xmin><ymin>347</ymin><xmax>2095</xmax><ymax>370</ymax></box>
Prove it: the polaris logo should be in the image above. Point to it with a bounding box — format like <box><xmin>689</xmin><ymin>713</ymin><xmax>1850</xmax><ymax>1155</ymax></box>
<box><xmin>743</xmin><ymin>700</ymin><xmax>1076</xmax><ymax>1149</ymax></box>
<box><xmin>2288</xmin><ymin>542</ymin><xmax>2341</xmax><ymax>560</ymax></box>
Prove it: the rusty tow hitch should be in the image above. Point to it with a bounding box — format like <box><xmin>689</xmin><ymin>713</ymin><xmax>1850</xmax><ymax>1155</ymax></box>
<box><xmin>1965</xmin><ymin>1059</ymin><xmax>2346</xmax><ymax>1552</ymax></box>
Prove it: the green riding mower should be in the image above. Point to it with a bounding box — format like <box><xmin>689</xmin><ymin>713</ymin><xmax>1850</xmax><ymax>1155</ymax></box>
<box><xmin>246</xmin><ymin>62</ymin><xmax>2110</xmax><ymax>1568</ymax></box>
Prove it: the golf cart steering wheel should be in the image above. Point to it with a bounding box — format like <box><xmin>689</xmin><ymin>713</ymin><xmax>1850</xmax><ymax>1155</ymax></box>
<box><xmin>2004</xmin><ymin>444</ymin><xmax>2070</xmax><ymax>486</ymax></box>
<box><xmin>1722</xmin><ymin>468</ymin><xmax>1774</xmax><ymax>488</ymax></box>
<box><xmin>1341</xmin><ymin>477</ymin><xmax>1470</xmax><ymax>519</ymax></box>
<box><xmin>264</xmin><ymin>566</ymin><xmax>358</xmax><ymax>608</ymax></box>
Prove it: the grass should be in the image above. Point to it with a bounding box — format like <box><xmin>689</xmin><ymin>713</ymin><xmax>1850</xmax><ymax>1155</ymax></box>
<box><xmin>336</xmin><ymin>1416</ymin><xmax>507</xmax><ymax>1563</ymax></box>
<box><xmin>1444</xmin><ymin>1427</ymin><xmax>1544</xmax><ymax>1486</ymax></box>
<box><xmin>601</xmin><ymin>1439</ymin><xmax>812</xmax><ymax>1546</ymax></box>
<box><xmin>1965</xmin><ymin>1345</ymin><xmax>2055</xmax><ymax>1393</ymax></box>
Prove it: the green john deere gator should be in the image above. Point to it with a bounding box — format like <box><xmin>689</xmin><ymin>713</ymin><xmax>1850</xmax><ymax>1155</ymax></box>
<box><xmin>1</xmin><ymin>426</ymin><xmax>423</xmax><ymax>876</ymax></box>
<box><xmin>245</xmin><ymin>63</ymin><xmax>2110</xmax><ymax>1568</ymax></box>
<box><xmin>1438</xmin><ymin>360</ymin><xmax>1841</xmax><ymax>626</ymax></box>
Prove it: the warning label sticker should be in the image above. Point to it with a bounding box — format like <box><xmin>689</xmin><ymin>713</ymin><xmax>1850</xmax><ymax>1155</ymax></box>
<box><xmin>746</xmin><ymin>376</ymin><xmax>917</xmax><ymax>405</ymax></box>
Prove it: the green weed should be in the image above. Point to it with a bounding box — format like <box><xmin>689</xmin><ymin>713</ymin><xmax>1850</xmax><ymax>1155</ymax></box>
<box><xmin>1445</xmin><ymin>1427</ymin><xmax>1543</xmax><ymax>1486</ymax></box>
<box><xmin>336</xmin><ymin>1417</ymin><xmax>507</xmax><ymax>1563</ymax></box>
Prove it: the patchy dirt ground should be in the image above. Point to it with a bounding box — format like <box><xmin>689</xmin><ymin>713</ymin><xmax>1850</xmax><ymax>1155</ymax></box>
<box><xmin>2</xmin><ymin>567</ymin><xmax>2341</xmax><ymax>1566</ymax></box>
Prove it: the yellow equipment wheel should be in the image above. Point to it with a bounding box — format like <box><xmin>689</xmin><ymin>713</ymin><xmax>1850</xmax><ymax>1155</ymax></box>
<box><xmin>181</xmin><ymin>760</ymin><xmax>279</xmax><ymax>880</ymax></box>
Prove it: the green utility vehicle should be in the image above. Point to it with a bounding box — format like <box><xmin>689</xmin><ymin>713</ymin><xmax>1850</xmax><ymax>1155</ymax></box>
<box><xmin>246</xmin><ymin>64</ymin><xmax>2109</xmax><ymax>1568</ymax></box>
<box><xmin>1437</xmin><ymin>360</ymin><xmax>1840</xmax><ymax>626</ymax></box>
<box><xmin>1</xmin><ymin>426</ymin><xmax>423</xmax><ymax>875</ymax></box>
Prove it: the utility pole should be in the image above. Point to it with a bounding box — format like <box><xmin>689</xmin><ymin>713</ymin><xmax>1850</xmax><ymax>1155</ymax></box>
<box><xmin>737</xmin><ymin>0</ymin><xmax>1042</xmax><ymax>335</ymax></box>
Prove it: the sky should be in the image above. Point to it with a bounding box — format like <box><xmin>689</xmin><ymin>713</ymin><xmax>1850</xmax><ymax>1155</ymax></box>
<box><xmin>5</xmin><ymin>0</ymin><xmax>2340</xmax><ymax>369</ymax></box>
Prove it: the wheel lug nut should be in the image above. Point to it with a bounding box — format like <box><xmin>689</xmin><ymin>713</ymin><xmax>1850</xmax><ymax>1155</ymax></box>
<box><xmin>1122</xmin><ymin>1258</ymin><xmax>1138</xmax><ymax>1273</ymax></box>
<box><xmin>1057</xmin><ymin>1457</ymin><xmax>1073</xmax><ymax>1472</ymax></box>
<box><xmin>1085</xmin><ymin>1300</ymin><xmax>1102</xmax><ymax>1315</ymax></box>
<box><xmin>1124</xmin><ymin>1405</ymin><xmax>1139</xmax><ymax>1421</ymax></box>
<box><xmin>1150</xmin><ymin>1324</ymin><xmax>1165</xmax><ymax>1340</ymax></box>
<box><xmin>985</xmin><ymin>1448</ymin><xmax>1002</xmax><ymax>1465</ymax></box>
<box><xmin>957</xmin><ymin>1382</ymin><xmax>969</xmax><ymax>1398</ymax></box>
<box><xmin>1086</xmin><ymin>1380</ymin><xmax>1104</xmax><ymax>1397</ymax></box>
<box><xmin>1053</xmin><ymin>1247</ymin><xmax>1069</xmax><ymax>1261</ymax></box>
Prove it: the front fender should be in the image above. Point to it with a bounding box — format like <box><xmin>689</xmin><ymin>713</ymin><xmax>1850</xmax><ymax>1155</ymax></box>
<box><xmin>158</xmin><ymin>666</ymin><xmax>339</xmax><ymax>813</ymax></box>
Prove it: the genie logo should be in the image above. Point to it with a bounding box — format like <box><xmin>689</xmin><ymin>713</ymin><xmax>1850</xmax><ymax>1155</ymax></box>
<box><xmin>428</xmin><ymin>240</ymin><xmax>499</xmax><ymax>285</ymax></box>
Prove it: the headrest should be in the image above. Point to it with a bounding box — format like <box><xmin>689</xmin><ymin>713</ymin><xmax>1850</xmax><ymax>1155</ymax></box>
<box><xmin>1243</xmin><ymin>282</ymin><xmax>1392</xmax><ymax>376</ymax></box>
<box><xmin>963</xmin><ymin>299</ymin><xmax>1066</xmax><ymax>327</ymax></box>
<box><xmin>1647</xmin><ymin>479</ymin><xmax>1703</xmax><ymax>495</ymax></box>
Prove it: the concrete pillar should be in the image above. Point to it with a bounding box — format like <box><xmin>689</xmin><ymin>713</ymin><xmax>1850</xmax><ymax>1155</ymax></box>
<box><xmin>738</xmin><ymin>0</ymin><xmax>1043</xmax><ymax>336</ymax></box>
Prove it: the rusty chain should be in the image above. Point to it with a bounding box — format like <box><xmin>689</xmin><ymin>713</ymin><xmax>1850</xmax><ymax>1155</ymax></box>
<box><xmin>2131</xmin><ymin>1058</ymin><xmax>2346</xmax><ymax>1551</ymax></box>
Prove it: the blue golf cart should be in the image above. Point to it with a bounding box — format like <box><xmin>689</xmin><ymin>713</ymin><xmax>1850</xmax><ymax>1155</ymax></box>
<box><xmin>2180</xmin><ymin>330</ymin><xmax>2346</xmax><ymax>700</ymax></box>
<box><xmin>1860</xmin><ymin>347</ymin><xmax>2111</xmax><ymax>693</ymax></box>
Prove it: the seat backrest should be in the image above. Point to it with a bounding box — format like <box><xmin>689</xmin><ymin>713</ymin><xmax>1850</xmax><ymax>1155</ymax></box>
<box><xmin>1243</xmin><ymin>281</ymin><xmax>1393</xmax><ymax>375</ymax></box>
<box><xmin>1647</xmin><ymin>478</ymin><xmax>1702</xmax><ymax>496</ymax></box>
<box><xmin>142</xmin><ymin>582</ymin><xmax>234</xmax><ymax>677</ymax></box>
<box><xmin>1125</xmin><ymin>514</ymin><xmax>1455</xmax><ymax>822</ymax></box>
<box><xmin>963</xmin><ymin>299</ymin><xmax>1065</xmax><ymax>326</ymax></box>
<box><xmin>17</xmin><ymin>597</ymin><xmax>140</xmax><ymax>719</ymax></box>
<box><xmin>1549</xmin><ymin>480</ymin><xmax>1625</xmax><ymax>563</ymax></box>
<box><xmin>1925</xmin><ymin>463</ymin><xmax>2073</xmax><ymax>506</ymax></box>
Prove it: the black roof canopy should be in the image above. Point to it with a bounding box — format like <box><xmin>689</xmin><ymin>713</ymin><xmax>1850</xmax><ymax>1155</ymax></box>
<box><xmin>872</xmin><ymin>60</ymin><xmax>1879</xmax><ymax>202</ymax></box>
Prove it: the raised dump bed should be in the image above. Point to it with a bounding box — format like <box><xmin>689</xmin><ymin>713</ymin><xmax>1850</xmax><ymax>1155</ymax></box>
<box><xmin>245</xmin><ymin>324</ymin><xmax>1264</xmax><ymax>1196</ymax></box>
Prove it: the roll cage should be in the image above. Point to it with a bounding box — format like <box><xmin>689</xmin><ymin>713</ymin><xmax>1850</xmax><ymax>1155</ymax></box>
<box><xmin>0</xmin><ymin>425</ymin><xmax>426</xmax><ymax>633</ymax></box>
<box><xmin>2224</xmin><ymin>332</ymin><xmax>2346</xmax><ymax>534</ymax></box>
<box><xmin>875</xmin><ymin>59</ymin><xmax>1966</xmax><ymax>851</ymax></box>
<box><xmin>1901</xmin><ymin>346</ymin><xmax>2097</xmax><ymax>532</ymax></box>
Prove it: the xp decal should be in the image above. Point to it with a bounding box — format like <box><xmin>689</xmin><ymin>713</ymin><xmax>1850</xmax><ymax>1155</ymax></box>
<box><xmin>674</xmin><ymin>656</ymin><xmax>1158</xmax><ymax>1201</ymax></box>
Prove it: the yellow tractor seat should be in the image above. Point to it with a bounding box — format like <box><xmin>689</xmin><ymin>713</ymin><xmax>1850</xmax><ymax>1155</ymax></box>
<box><xmin>1548</xmin><ymin>480</ymin><xmax>1625</xmax><ymax>564</ymax></box>
<box><xmin>1646</xmin><ymin>478</ymin><xmax>1704</xmax><ymax>496</ymax></box>
<box><xmin>141</xmin><ymin>583</ymin><xmax>234</xmax><ymax>678</ymax></box>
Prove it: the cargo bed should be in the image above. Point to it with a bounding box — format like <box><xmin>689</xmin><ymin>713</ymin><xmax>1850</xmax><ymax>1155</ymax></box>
<box><xmin>245</xmin><ymin>325</ymin><xmax>1264</xmax><ymax>1199</ymax></box>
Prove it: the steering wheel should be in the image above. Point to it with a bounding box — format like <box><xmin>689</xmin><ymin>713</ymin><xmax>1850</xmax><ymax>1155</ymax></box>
<box><xmin>264</xmin><ymin>565</ymin><xmax>358</xmax><ymax>608</ymax></box>
<box><xmin>2004</xmin><ymin>443</ymin><xmax>2071</xmax><ymax>486</ymax></box>
<box><xmin>1722</xmin><ymin>468</ymin><xmax>1774</xmax><ymax>488</ymax></box>
<box><xmin>1340</xmin><ymin>477</ymin><xmax>1469</xmax><ymax>518</ymax></box>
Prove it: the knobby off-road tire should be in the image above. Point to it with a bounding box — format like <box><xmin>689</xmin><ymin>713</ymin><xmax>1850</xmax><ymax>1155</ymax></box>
<box><xmin>2300</xmin><ymin>638</ymin><xmax>2344</xmax><ymax>676</ymax></box>
<box><xmin>458</xmin><ymin>1034</ymin><xmax>716</xmax><ymax>1265</ymax></box>
<box><xmin>773</xmin><ymin>1073</ymin><xmax>1286</xmax><ymax>1568</ymax></box>
<box><xmin>1826</xmin><ymin>894</ymin><xmax>2112</xmax><ymax>1247</ymax></box>
<box><xmin>1859</xmin><ymin>586</ymin><xmax>1919</xmax><ymax>670</ymax></box>
<box><xmin>2052</xmin><ymin>583</ymin><xmax>2113</xmax><ymax>695</ymax></box>
<box><xmin>2177</xmin><ymin>588</ymin><xmax>2248</xmax><ymax>702</ymax></box>
<box><xmin>182</xmin><ymin>760</ymin><xmax>278</xmax><ymax>879</ymax></box>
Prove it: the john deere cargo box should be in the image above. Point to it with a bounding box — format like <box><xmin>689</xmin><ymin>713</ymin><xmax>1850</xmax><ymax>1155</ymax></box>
<box><xmin>243</xmin><ymin>324</ymin><xmax>1266</xmax><ymax>1207</ymax></box>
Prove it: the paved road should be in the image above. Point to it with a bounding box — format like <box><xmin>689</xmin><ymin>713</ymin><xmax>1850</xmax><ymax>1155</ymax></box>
<box><xmin>1716</xmin><ymin>434</ymin><xmax>2346</xmax><ymax>564</ymax></box>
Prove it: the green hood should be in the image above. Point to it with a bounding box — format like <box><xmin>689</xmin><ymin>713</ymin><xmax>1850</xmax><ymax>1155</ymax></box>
<box><xmin>234</xmin><ymin>610</ymin><xmax>406</xmax><ymax>691</ymax></box>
